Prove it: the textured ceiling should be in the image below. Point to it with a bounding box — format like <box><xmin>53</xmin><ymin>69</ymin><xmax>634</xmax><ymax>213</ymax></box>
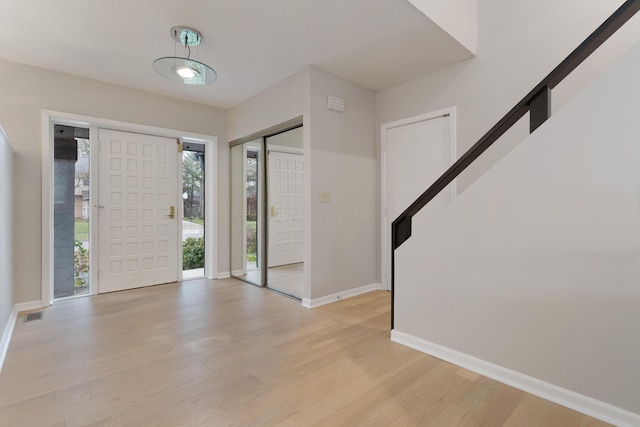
<box><xmin>0</xmin><ymin>0</ymin><xmax>474</xmax><ymax>109</ymax></box>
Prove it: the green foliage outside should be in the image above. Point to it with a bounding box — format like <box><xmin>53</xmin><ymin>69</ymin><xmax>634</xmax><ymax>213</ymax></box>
<box><xmin>246</xmin><ymin>221</ymin><xmax>257</xmax><ymax>262</ymax></box>
<box><xmin>246</xmin><ymin>158</ymin><xmax>257</xmax><ymax>221</ymax></box>
<box><xmin>183</xmin><ymin>152</ymin><xmax>203</xmax><ymax>220</ymax></box>
<box><xmin>183</xmin><ymin>237</ymin><xmax>205</xmax><ymax>270</ymax></box>
<box><xmin>75</xmin><ymin>220</ymin><xmax>89</xmax><ymax>241</ymax></box>
<box><xmin>186</xmin><ymin>217</ymin><xmax>204</xmax><ymax>226</ymax></box>
<box><xmin>74</xmin><ymin>240</ymin><xmax>89</xmax><ymax>288</ymax></box>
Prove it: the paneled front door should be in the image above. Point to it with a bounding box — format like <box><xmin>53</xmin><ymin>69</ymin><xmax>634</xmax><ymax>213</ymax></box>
<box><xmin>97</xmin><ymin>129</ymin><xmax>179</xmax><ymax>293</ymax></box>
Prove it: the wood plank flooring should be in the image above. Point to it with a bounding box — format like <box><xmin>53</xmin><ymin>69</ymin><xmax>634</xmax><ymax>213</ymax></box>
<box><xmin>0</xmin><ymin>279</ymin><xmax>611</xmax><ymax>426</ymax></box>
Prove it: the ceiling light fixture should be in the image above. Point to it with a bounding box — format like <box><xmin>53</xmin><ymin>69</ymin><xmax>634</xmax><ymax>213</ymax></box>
<box><xmin>153</xmin><ymin>26</ymin><xmax>217</xmax><ymax>85</ymax></box>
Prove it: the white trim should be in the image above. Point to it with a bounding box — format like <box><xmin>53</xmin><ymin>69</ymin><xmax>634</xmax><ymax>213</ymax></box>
<box><xmin>0</xmin><ymin>301</ymin><xmax>43</xmax><ymax>374</ymax></box>
<box><xmin>0</xmin><ymin>307</ymin><xmax>17</xmax><ymax>374</ymax></box>
<box><xmin>202</xmin><ymin>138</ymin><xmax>218</xmax><ymax>280</ymax></box>
<box><xmin>301</xmin><ymin>283</ymin><xmax>381</xmax><ymax>309</ymax></box>
<box><xmin>216</xmin><ymin>271</ymin><xmax>231</xmax><ymax>279</ymax></box>
<box><xmin>390</xmin><ymin>330</ymin><xmax>640</xmax><ymax>427</ymax></box>
<box><xmin>42</xmin><ymin>110</ymin><xmax>219</xmax><ymax>302</ymax></box>
<box><xmin>231</xmin><ymin>269</ymin><xmax>246</xmax><ymax>276</ymax></box>
<box><xmin>89</xmin><ymin>126</ymin><xmax>100</xmax><ymax>296</ymax></box>
<box><xmin>380</xmin><ymin>108</ymin><xmax>456</xmax><ymax>291</ymax></box>
<box><xmin>177</xmin><ymin>140</ymin><xmax>184</xmax><ymax>283</ymax></box>
<box><xmin>41</xmin><ymin>113</ymin><xmax>54</xmax><ymax>307</ymax></box>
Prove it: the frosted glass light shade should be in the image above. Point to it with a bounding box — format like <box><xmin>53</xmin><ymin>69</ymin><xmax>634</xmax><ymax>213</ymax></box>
<box><xmin>153</xmin><ymin>57</ymin><xmax>217</xmax><ymax>85</ymax></box>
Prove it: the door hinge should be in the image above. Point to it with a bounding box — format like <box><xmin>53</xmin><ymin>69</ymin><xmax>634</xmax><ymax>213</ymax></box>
<box><xmin>177</xmin><ymin>141</ymin><xmax>183</xmax><ymax>152</ymax></box>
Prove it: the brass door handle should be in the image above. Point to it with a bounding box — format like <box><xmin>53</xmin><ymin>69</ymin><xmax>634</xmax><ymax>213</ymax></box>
<box><xmin>168</xmin><ymin>206</ymin><xmax>175</xmax><ymax>219</ymax></box>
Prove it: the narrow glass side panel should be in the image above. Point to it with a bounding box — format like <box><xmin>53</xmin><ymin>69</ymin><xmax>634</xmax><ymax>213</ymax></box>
<box><xmin>73</xmin><ymin>138</ymin><xmax>90</xmax><ymax>295</ymax></box>
<box><xmin>182</xmin><ymin>146</ymin><xmax>206</xmax><ymax>279</ymax></box>
<box><xmin>53</xmin><ymin>125</ymin><xmax>90</xmax><ymax>298</ymax></box>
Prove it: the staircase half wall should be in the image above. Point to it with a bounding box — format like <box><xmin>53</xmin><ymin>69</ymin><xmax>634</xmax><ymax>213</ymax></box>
<box><xmin>392</xmin><ymin>41</ymin><xmax>640</xmax><ymax>425</ymax></box>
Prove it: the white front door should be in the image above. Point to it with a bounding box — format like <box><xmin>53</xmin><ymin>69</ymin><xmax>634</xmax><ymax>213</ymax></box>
<box><xmin>382</xmin><ymin>110</ymin><xmax>455</xmax><ymax>290</ymax></box>
<box><xmin>98</xmin><ymin>129</ymin><xmax>179</xmax><ymax>293</ymax></box>
<box><xmin>268</xmin><ymin>150</ymin><xmax>304</xmax><ymax>267</ymax></box>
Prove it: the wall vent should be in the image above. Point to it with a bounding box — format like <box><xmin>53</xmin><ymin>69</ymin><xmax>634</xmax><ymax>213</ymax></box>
<box><xmin>23</xmin><ymin>312</ymin><xmax>43</xmax><ymax>322</ymax></box>
<box><xmin>328</xmin><ymin>96</ymin><xmax>345</xmax><ymax>113</ymax></box>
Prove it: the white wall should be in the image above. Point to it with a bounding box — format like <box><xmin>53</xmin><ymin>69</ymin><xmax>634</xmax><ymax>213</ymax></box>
<box><xmin>377</xmin><ymin>0</ymin><xmax>637</xmax><ymax>193</ymax></box>
<box><xmin>394</xmin><ymin>42</ymin><xmax>640</xmax><ymax>421</ymax></box>
<box><xmin>308</xmin><ymin>67</ymin><xmax>378</xmax><ymax>299</ymax></box>
<box><xmin>408</xmin><ymin>0</ymin><xmax>477</xmax><ymax>53</ymax></box>
<box><xmin>0</xmin><ymin>127</ymin><xmax>13</xmax><ymax>342</ymax></box>
<box><xmin>0</xmin><ymin>58</ymin><xmax>228</xmax><ymax>304</ymax></box>
<box><xmin>227</xmin><ymin>69</ymin><xmax>310</xmax><ymax>142</ymax></box>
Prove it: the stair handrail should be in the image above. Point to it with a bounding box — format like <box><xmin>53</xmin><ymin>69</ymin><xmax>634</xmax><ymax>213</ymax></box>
<box><xmin>391</xmin><ymin>0</ymin><xmax>640</xmax><ymax>327</ymax></box>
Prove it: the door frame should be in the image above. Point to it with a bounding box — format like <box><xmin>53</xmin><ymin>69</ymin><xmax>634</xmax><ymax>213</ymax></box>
<box><xmin>41</xmin><ymin>110</ymin><xmax>218</xmax><ymax>306</ymax></box>
<box><xmin>380</xmin><ymin>107</ymin><xmax>457</xmax><ymax>291</ymax></box>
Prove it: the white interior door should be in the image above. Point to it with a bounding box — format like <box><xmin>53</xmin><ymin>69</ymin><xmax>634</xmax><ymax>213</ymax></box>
<box><xmin>382</xmin><ymin>111</ymin><xmax>455</xmax><ymax>290</ymax></box>
<box><xmin>98</xmin><ymin>129</ymin><xmax>179</xmax><ymax>293</ymax></box>
<box><xmin>268</xmin><ymin>150</ymin><xmax>304</xmax><ymax>267</ymax></box>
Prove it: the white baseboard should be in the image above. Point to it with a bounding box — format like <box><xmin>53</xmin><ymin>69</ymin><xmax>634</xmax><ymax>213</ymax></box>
<box><xmin>231</xmin><ymin>269</ymin><xmax>245</xmax><ymax>277</ymax></box>
<box><xmin>216</xmin><ymin>271</ymin><xmax>231</xmax><ymax>279</ymax></box>
<box><xmin>301</xmin><ymin>283</ymin><xmax>382</xmax><ymax>309</ymax></box>
<box><xmin>0</xmin><ymin>300</ymin><xmax>43</xmax><ymax>374</ymax></box>
<box><xmin>391</xmin><ymin>330</ymin><xmax>640</xmax><ymax>427</ymax></box>
<box><xmin>0</xmin><ymin>307</ymin><xmax>18</xmax><ymax>375</ymax></box>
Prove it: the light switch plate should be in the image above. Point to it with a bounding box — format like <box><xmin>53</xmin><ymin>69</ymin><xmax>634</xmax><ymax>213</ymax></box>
<box><xmin>319</xmin><ymin>191</ymin><xmax>331</xmax><ymax>203</ymax></box>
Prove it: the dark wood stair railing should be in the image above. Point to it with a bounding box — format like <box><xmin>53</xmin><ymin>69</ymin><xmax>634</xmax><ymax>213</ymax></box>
<box><xmin>391</xmin><ymin>0</ymin><xmax>640</xmax><ymax>328</ymax></box>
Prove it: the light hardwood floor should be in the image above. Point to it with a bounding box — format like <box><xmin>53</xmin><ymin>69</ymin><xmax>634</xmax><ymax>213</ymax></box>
<box><xmin>0</xmin><ymin>279</ymin><xmax>610</xmax><ymax>426</ymax></box>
